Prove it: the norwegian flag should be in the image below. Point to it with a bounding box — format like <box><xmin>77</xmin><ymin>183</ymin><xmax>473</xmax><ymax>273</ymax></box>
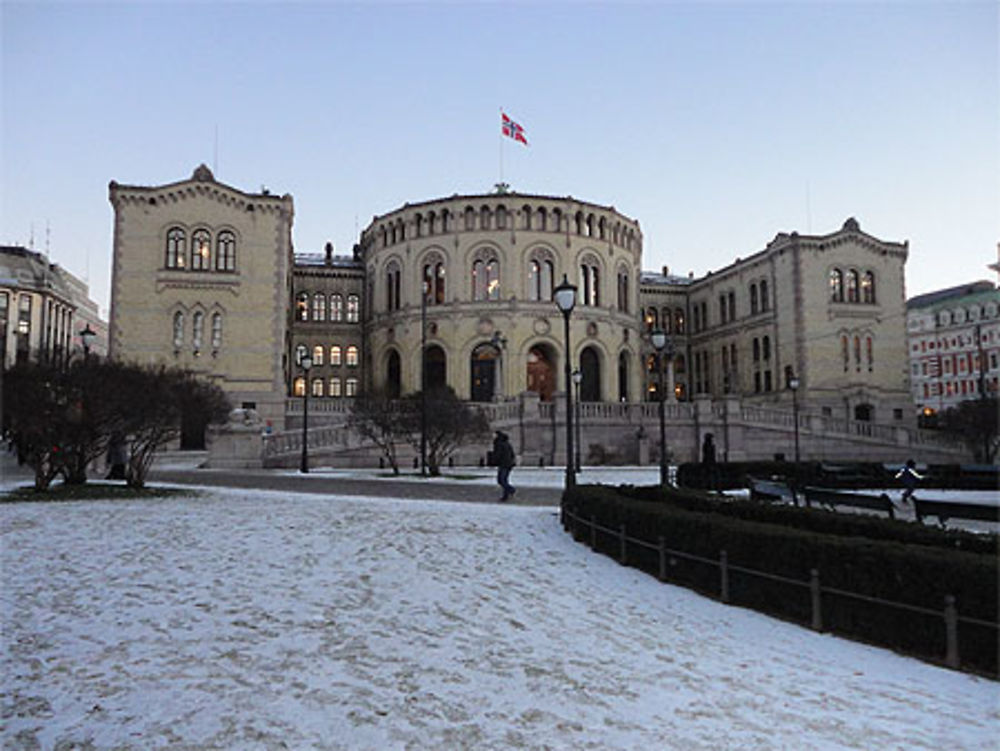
<box><xmin>502</xmin><ymin>112</ymin><xmax>528</xmax><ymax>145</ymax></box>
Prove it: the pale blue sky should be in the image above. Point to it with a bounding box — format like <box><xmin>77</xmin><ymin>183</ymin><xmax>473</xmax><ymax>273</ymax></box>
<box><xmin>2</xmin><ymin>1</ymin><xmax>997</xmax><ymax>316</ymax></box>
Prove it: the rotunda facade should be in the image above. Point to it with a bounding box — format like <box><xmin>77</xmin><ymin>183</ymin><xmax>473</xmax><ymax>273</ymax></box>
<box><xmin>359</xmin><ymin>193</ymin><xmax>644</xmax><ymax>404</ymax></box>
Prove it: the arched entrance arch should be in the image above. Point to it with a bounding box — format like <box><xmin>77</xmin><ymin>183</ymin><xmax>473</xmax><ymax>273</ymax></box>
<box><xmin>386</xmin><ymin>349</ymin><xmax>401</xmax><ymax>398</ymax></box>
<box><xmin>470</xmin><ymin>342</ymin><xmax>500</xmax><ymax>402</ymax></box>
<box><xmin>526</xmin><ymin>344</ymin><xmax>557</xmax><ymax>402</ymax></box>
<box><xmin>424</xmin><ymin>345</ymin><xmax>447</xmax><ymax>391</ymax></box>
<box><xmin>580</xmin><ymin>346</ymin><xmax>601</xmax><ymax>402</ymax></box>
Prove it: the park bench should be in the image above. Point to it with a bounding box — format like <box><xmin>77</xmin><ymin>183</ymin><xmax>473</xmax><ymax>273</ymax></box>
<box><xmin>802</xmin><ymin>486</ymin><xmax>895</xmax><ymax>520</ymax></box>
<box><xmin>747</xmin><ymin>476</ymin><xmax>794</xmax><ymax>503</ymax></box>
<box><xmin>913</xmin><ymin>498</ymin><xmax>1000</xmax><ymax>526</ymax></box>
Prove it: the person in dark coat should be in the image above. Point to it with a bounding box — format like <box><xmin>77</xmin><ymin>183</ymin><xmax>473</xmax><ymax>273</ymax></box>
<box><xmin>701</xmin><ymin>433</ymin><xmax>716</xmax><ymax>465</ymax></box>
<box><xmin>895</xmin><ymin>459</ymin><xmax>923</xmax><ymax>504</ymax></box>
<box><xmin>492</xmin><ymin>431</ymin><xmax>517</xmax><ymax>501</ymax></box>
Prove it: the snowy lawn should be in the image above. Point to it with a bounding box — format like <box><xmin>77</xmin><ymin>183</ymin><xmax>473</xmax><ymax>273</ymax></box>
<box><xmin>2</xmin><ymin>488</ymin><xmax>997</xmax><ymax>750</ymax></box>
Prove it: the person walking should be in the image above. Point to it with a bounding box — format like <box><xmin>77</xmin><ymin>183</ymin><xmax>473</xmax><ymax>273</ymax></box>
<box><xmin>895</xmin><ymin>459</ymin><xmax>923</xmax><ymax>505</ymax></box>
<box><xmin>493</xmin><ymin>431</ymin><xmax>517</xmax><ymax>501</ymax></box>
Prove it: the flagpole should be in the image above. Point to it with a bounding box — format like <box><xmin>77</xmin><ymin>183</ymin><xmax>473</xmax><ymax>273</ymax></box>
<box><xmin>499</xmin><ymin>107</ymin><xmax>504</xmax><ymax>186</ymax></box>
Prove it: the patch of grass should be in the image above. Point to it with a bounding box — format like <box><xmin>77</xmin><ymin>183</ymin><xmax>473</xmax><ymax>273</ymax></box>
<box><xmin>2</xmin><ymin>482</ymin><xmax>197</xmax><ymax>503</ymax></box>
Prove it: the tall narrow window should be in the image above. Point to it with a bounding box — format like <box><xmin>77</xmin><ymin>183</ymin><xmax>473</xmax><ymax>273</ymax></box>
<box><xmin>330</xmin><ymin>294</ymin><xmax>343</xmax><ymax>322</ymax></box>
<box><xmin>192</xmin><ymin>311</ymin><xmax>204</xmax><ymax>351</ymax></box>
<box><xmin>345</xmin><ymin>378</ymin><xmax>358</xmax><ymax>396</ymax></box>
<box><xmin>763</xmin><ymin>335</ymin><xmax>771</xmax><ymax>360</ymax></box>
<box><xmin>211</xmin><ymin>312</ymin><xmax>222</xmax><ymax>349</ymax></box>
<box><xmin>172</xmin><ymin>311</ymin><xmax>184</xmax><ymax>348</ymax></box>
<box><xmin>752</xmin><ymin>338</ymin><xmax>760</xmax><ymax>362</ymax></box>
<box><xmin>842</xmin><ymin>335</ymin><xmax>849</xmax><ymax>371</ymax></box>
<box><xmin>750</xmin><ymin>284</ymin><xmax>759</xmax><ymax>314</ymax></box>
<box><xmin>675</xmin><ymin>308</ymin><xmax>685</xmax><ymax>334</ymax></box>
<box><xmin>330</xmin><ymin>345</ymin><xmax>342</xmax><ymax>366</ymax></box>
<box><xmin>435</xmin><ymin>263</ymin><xmax>446</xmax><ymax>304</ymax></box>
<box><xmin>293</xmin><ymin>377</ymin><xmax>306</xmax><ymax>397</ymax></box>
<box><xmin>661</xmin><ymin>307</ymin><xmax>671</xmax><ymax>334</ymax></box>
<box><xmin>830</xmin><ymin>269</ymin><xmax>844</xmax><ymax>302</ymax></box>
<box><xmin>486</xmin><ymin>260</ymin><xmax>499</xmax><ymax>300</ymax></box>
<box><xmin>312</xmin><ymin>294</ymin><xmax>326</xmax><ymax>321</ymax></box>
<box><xmin>191</xmin><ymin>229</ymin><xmax>211</xmax><ymax>270</ymax></box>
<box><xmin>719</xmin><ymin>294</ymin><xmax>727</xmax><ymax>324</ymax></box>
<box><xmin>847</xmin><ymin>270</ymin><xmax>860</xmax><ymax>303</ymax></box>
<box><xmin>296</xmin><ymin>292</ymin><xmax>309</xmax><ymax>321</ymax></box>
<box><xmin>329</xmin><ymin>377</ymin><xmax>342</xmax><ymax>397</ymax></box>
<box><xmin>295</xmin><ymin>344</ymin><xmax>307</xmax><ymax>365</ymax></box>
<box><xmin>528</xmin><ymin>260</ymin><xmax>540</xmax><ymax>301</ymax></box>
<box><xmin>866</xmin><ymin>336</ymin><xmax>873</xmax><ymax>372</ymax></box>
<box><xmin>862</xmin><ymin>271</ymin><xmax>876</xmax><ymax>304</ymax></box>
<box><xmin>347</xmin><ymin>295</ymin><xmax>359</xmax><ymax>322</ymax></box>
<box><xmin>854</xmin><ymin>335</ymin><xmax>862</xmax><ymax>371</ymax></box>
<box><xmin>760</xmin><ymin>280</ymin><xmax>769</xmax><ymax>311</ymax></box>
<box><xmin>166</xmin><ymin>228</ymin><xmax>186</xmax><ymax>269</ymax></box>
<box><xmin>728</xmin><ymin>291</ymin><xmax>736</xmax><ymax>321</ymax></box>
<box><xmin>216</xmin><ymin>231</ymin><xmax>236</xmax><ymax>271</ymax></box>
<box><xmin>311</xmin><ymin>378</ymin><xmax>324</xmax><ymax>397</ymax></box>
<box><xmin>346</xmin><ymin>345</ymin><xmax>359</xmax><ymax>367</ymax></box>
<box><xmin>312</xmin><ymin>345</ymin><xmax>324</xmax><ymax>366</ymax></box>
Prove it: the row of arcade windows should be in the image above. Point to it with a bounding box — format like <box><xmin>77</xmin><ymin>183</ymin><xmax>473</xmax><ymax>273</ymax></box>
<box><xmin>294</xmin><ymin>376</ymin><xmax>358</xmax><ymax>398</ymax></box>
<box><xmin>296</xmin><ymin>293</ymin><xmax>360</xmax><ymax>322</ymax></box>
<box><xmin>165</xmin><ymin>227</ymin><xmax>236</xmax><ymax>271</ymax></box>
<box><xmin>172</xmin><ymin>310</ymin><xmax>223</xmax><ymax>353</ymax></box>
<box><xmin>295</xmin><ymin>343</ymin><xmax>359</xmax><ymax>367</ymax></box>
<box><xmin>830</xmin><ymin>269</ymin><xmax>877</xmax><ymax>304</ymax></box>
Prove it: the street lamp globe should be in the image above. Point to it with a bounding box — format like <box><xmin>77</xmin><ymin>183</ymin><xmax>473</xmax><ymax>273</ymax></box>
<box><xmin>650</xmin><ymin>328</ymin><xmax>667</xmax><ymax>352</ymax></box>
<box><xmin>789</xmin><ymin>376</ymin><xmax>800</xmax><ymax>391</ymax></box>
<box><xmin>79</xmin><ymin>323</ymin><xmax>97</xmax><ymax>357</ymax></box>
<box><xmin>553</xmin><ymin>275</ymin><xmax>577</xmax><ymax>314</ymax></box>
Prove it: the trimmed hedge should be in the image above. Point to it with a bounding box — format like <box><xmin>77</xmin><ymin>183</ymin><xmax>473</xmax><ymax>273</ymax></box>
<box><xmin>677</xmin><ymin>461</ymin><xmax>1000</xmax><ymax>491</ymax></box>
<box><xmin>564</xmin><ymin>484</ymin><xmax>998</xmax><ymax>676</ymax></box>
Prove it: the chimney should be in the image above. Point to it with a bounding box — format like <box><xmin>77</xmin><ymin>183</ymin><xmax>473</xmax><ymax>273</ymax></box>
<box><xmin>662</xmin><ymin>265</ymin><xmax>669</xmax><ymax>278</ymax></box>
<box><xmin>324</xmin><ymin>242</ymin><xmax>333</xmax><ymax>266</ymax></box>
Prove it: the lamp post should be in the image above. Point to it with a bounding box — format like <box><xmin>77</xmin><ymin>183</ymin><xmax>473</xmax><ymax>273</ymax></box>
<box><xmin>553</xmin><ymin>274</ymin><xmax>577</xmax><ymax>489</ymax></box>
<box><xmin>420</xmin><ymin>279</ymin><xmax>429</xmax><ymax>476</ymax></box>
<box><xmin>299</xmin><ymin>352</ymin><xmax>313</xmax><ymax>473</ymax></box>
<box><xmin>789</xmin><ymin>374</ymin><xmax>801</xmax><ymax>464</ymax></box>
<box><xmin>651</xmin><ymin>328</ymin><xmax>673</xmax><ymax>486</ymax></box>
<box><xmin>572</xmin><ymin>368</ymin><xmax>582</xmax><ymax>471</ymax></box>
<box><xmin>79</xmin><ymin>323</ymin><xmax>96</xmax><ymax>363</ymax></box>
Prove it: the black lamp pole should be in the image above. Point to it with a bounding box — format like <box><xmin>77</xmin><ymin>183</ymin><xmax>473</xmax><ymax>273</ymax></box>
<box><xmin>572</xmin><ymin>368</ymin><xmax>582</xmax><ymax>472</ymax></box>
<box><xmin>651</xmin><ymin>328</ymin><xmax>672</xmax><ymax>486</ymax></box>
<box><xmin>300</xmin><ymin>353</ymin><xmax>313</xmax><ymax>473</ymax></box>
<box><xmin>789</xmin><ymin>375</ymin><xmax>801</xmax><ymax>463</ymax></box>
<box><xmin>554</xmin><ymin>275</ymin><xmax>577</xmax><ymax>489</ymax></box>
<box><xmin>420</xmin><ymin>279</ymin><xmax>428</xmax><ymax>476</ymax></box>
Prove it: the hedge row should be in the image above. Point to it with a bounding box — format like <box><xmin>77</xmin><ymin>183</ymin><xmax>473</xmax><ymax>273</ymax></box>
<box><xmin>616</xmin><ymin>484</ymin><xmax>997</xmax><ymax>556</ymax></box>
<box><xmin>564</xmin><ymin>484</ymin><xmax>998</xmax><ymax>676</ymax></box>
<box><xmin>677</xmin><ymin>461</ymin><xmax>1000</xmax><ymax>491</ymax></box>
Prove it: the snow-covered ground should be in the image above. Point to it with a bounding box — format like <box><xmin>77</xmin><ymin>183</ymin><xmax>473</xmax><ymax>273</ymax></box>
<box><xmin>2</xmin><ymin>487</ymin><xmax>996</xmax><ymax>750</ymax></box>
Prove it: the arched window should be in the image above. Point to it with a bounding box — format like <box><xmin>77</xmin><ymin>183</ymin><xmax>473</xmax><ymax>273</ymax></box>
<box><xmin>617</xmin><ymin>270</ymin><xmax>630</xmax><ymax>313</ymax></box>
<box><xmin>646</xmin><ymin>307</ymin><xmax>658</xmax><ymax>330</ymax></box>
<box><xmin>427</xmin><ymin>211</ymin><xmax>437</xmax><ymax>235</ymax></box>
<box><xmin>552</xmin><ymin>208</ymin><xmax>562</xmax><ymax>232</ymax></box>
<box><xmin>862</xmin><ymin>271</ymin><xmax>876</xmax><ymax>304</ymax></box>
<box><xmin>346</xmin><ymin>345</ymin><xmax>359</xmax><ymax>367</ymax></box>
<box><xmin>866</xmin><ymin>336</ymin><xmax>873</xmax><ymax>371</ymax></box>
<box><xmin>166</xmin><ymin>228</ymin><xmax>186</xmax><ymax>269</ymax></box>
<box><xmin>296</xmin><ymin>292</ymin><xmax>309</xmax><ymax>321</ymax></box>
<box><xmin>386</xmin><ymin>262</ymin><xmax>401</xmax><ymax>311</ymax></box>
<box><xmin>536</xmin><ymin>207</ymin><xmax>547</xmax><ymax>231</ymax></box>
<box><xmin>347</xmin><ymin>295</ymin><xmax>359</xmax><ymax>322</ymax></box>
<box><xmin>293</xmin><ymin>377</ymin><xmax>306</xmax><ymax>397</ymax></box>
<box><xmin>580</xmin><ymin>263</ymin><xmax>600</xmax><ymax>306</ymax></box>
<box><xmin>311</xmin><ymin>378</ymin><xmax>324</xmax><ymax>397</ymax></box>
<box><xmin>496</xmin><ymin>205</ymin><xmax>507</xmax><ymax>229</ymax></box>
<box><xmin>172</xmin><ymin>311</ymin><xmax>184</xmax><ymax>348</ymax></box>
<box><xmin>312</xmin><ymin>344</ymin><xmax>324</xmax><ymax>366</ymax></box>
<box><xmin>211</xmin><ymin>312</ymin><xmax>222</xmax><ymax>349</ymax></box>
<box><xmin>330</xmin><ymin>294</ymin><xmax>343</xmax><ymax>322</ymax></box>
<box><xmin>599</xmin><ymin>217</ymin><xmax>607</xmax><ymax>240</ymax></box>
<box><xmin>575</xmin><ymin>211</ymin><xmax>585</xmax><ymax>235</ymax></box>
<box><xmin>830</xmin><ymin>269</ymin><xmax>844</xmax><ymax>302</ymax></box>
<box><xmin>329</xmin><ymin>377</ymin><xmax>342</xmax><ymax>397</ymax></box>
<box><xmin>441</xmin><ymin>209</ymin><xmax>450</xmax><ymax>232</ymax></box>
<box><xmin>464</xmin><ymin>206</ymin><xmax>476</xmax><ymax>231</ymax></box>
<box><xmin>675</xmin><ymin>308</ymin><xmax>685</xmax><ymax>334</ymax></box>
<box><xmin>618</xmin><ymin>351</ymin><xmax>629</xmax><ymax>402</ymax></box>
<box><xmin>661</xmin><ymin>307</ymin><xmax>671</xmax><ymax>333</ymax></box>
<box><xmin>522</xmin><ymin>205</ymin><xmax>532</xmax><ymax>230</ymax></box>
<box><xmin>414</xmin><ymin>214</ymin><xmax>423</xmax><ymax>238</ymax></box>
<box><xmin>580</xmin><ymin>347</ymin><xmax>601</xmax><ymax>401</ymax></box>
<box><xmin>750</xmin><ymin>284</ymin><xmax>759</xmax><ymax>314</ymax></box>
<box><xmin>423</xmin><ymin>259</ymin><xmax>446</xmax><ymax>305</ymax></box>
<box><xmin>386</xmin><ymin>350</ymin><xmax>401</xmax><ymax>398</ymax></box>
<box><xmin>841</xmin><ymin>335</ymin><xmax>849</xmax><ymax>371</ymax></box>
<box><xmin>191</xmin><ymin>229</ymin><xmax>211</xmax><ymax>270</ymax></box>
<box><xmin>847</xmin><ymin>269</ymin><xmax>860</xmax><ymax>303</ymax></box>
<box><xmin>330</xmin><ymin>345</ymin><xmax>342</xmax><ymax>366</ymax></box>
<box><xmin>312</xmin><ymin>294</ymin><xmax>326</xmax><ymax>322</ymax></box>
<box><xmin>425</xmin><ymin>345</ymin><xmax>447</xmax><ymax>390</ymax></box>
<box><xmin>472</xmin><ymin>256</ymin><xmax>501</xmax><ymax>300</ymax></box>
<box><xmin>760</xmin><ymin>280</ymin><xmax>769</xmax><ymax>311</ymax></box>
<box><xmin>216</xmin><ymin>230</ymin><xmax>236</xmax><ymax>271</ymax></box>
<box><xmin>192</xmin><ymin>311</ymin><xmax>204</xmax><ymax>351</ymax></box>
<box><xmin>480</xmin><ymin>206</ymin><xmax>491</xmax><ymax>230</ymax></box>
<box><xmin>295</xmin><ymin>344</ymin><xmax>307</xmax><ymax>365</ymax></box>
<box><xmin>762</xmin><ymin>335</ymin><xmax>771</xmax><ymax>360</ymax></box>
<box><xmin>752</xmin><ymin>338</ymin><xmax>760</xmax><ymax>362</ymax></box>
<box><xmin>854</xmin><ymin>335</ymin><xmax>862</xmax><ymax>371</ymax></box>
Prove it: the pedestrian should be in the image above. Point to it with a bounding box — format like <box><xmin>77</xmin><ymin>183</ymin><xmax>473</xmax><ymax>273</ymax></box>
<box><xmin>701</xmin><ymin>433</ymin><xmax>716</xmax><ymax>465</ymax></box>
<box><xmin>895</xmin><ymin>459</ymin><xmax>923</xmax><ymax>505</ymax></box>
<box><xmin>492</xmin><ymin>431</ymin><xmax>517</xmax><ymax>501</ymax></box>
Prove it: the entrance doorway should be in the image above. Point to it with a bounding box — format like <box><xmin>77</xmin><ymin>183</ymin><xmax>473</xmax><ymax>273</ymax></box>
<box><xmin>526</xmin><ymin>345</ymin><xmax>556</xmax><ymax>402</ymax></box>
<box><xmin>470</xmin><ymin>343</ymin><xmax>498</xmax><ymax>402</ymax></box>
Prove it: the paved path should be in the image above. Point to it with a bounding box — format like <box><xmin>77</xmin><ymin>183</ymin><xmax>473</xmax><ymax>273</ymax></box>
<box><xmin>148</xmin><ymin>467</ymin><xmax>565</xmax><ymax>506</ymax></box>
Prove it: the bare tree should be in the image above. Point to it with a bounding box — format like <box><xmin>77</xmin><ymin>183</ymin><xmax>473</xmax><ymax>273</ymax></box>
<box><xmin>938</xmin><ymin>397</ymin><xmax>999</xmax><ymax>464</ymax></box>
<box><xmin>348</xmin><ymin>389</ymin><xmax>405</xmax><ymax>474</ymax></box>
<box><xmin>400</xmin><ymin>387</ymin><xmax>491</xmax><ymax>476</ymax></box>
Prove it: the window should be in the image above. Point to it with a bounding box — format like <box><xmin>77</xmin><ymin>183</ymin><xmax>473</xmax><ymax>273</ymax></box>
<box><xmin>211</xmin><ymin>312</ymin><xmax>222</xmax><ymax>349</ymax></box>
<box><xmin>192</xmin><ymin>311</ymin><xmax>204</xmax><ymax>351</ymax></box>
<box><xmin>312</xmin><ymin>294</ymin><xmax>326</xmax><ymax>322</ymax></box>
<box><xmin>719</xmin><ymin>294</ymin><xmax>727</xmax><ymax>324</ymax></box>
<box><xmin>752</xmin><ymin>338</ymin><xmax>760</xmax><ymax>362</ymax></box>
<box><xmin>166</xmin><ymin>228</ymin><xmax>186</xmax><ymax>269</ymax></box>
<box><xmin>347</xmin><ymin>295</ymin><xmax>359</xmax><ymax>322</ymax></box>
<box><xmin>661</xmin><ymin>307</ymin><xmax>672</xmax><ymax>333</ymax></box>
<box><xmin>480</xmin><ymin>206</ymin><xmax>491</xmax><ymax>230</ymax></box>
<box><xmin>496</xmin><ymin>205</ymin><xmax>507</xmax><ymax>229</ymax></box>
<box><xmin>617</xmin><ymin>270</ymin><xmax>629</xmax><ymax>313</ymax></box>
<box><xmin>866</xmin><ymin>336</ymin><xmax>873</xmax><ymax>372</ymax></box>
<box><xmin>191</xmin><ymin>229</ymin><xmax>211</xmax><ymax>270</ymax></box>
<box><xmin>472</xmin><ymin>257</ymin><xmax>501</xmax><ymax>301</ymax></box>
<box><xmin>847</xmin><ymin>270</ymin><xmax>860</xmax><ymax>303</ymax></box>
<box><xmin>172</xmin><ymin>311</ymin><xmax>184</xmax><ymax>348</ymax></box>
<box><xmin>345</xmin><ymin>378</ymin><xmax>358</xmax><ymax>396</ymax></box>
<box><xmin>854</xmin><ymin>335</ymin><xmax>861</xmax><ymax>371</ymax></box>
<box><xmin>830</xmin><ymin>269</ymin><xmax>844</xmax><ymax>302</ymax></box>
<box><xmin>675</xmin><ymin>308</ymin><xmax>685</xmax><ymax>334</ymax></box>
<box><xmin>312</xmin><ymin>345</ymin><xmax>324</xmax><ymax>366</ymax></box>
<box><xmin>728</xmin><ymin>291</ymin><xmax>736</xmax><ymax>321</ymax></box>
<box><xmin>346</xmin><ymin>345</ymin><xmax>359</xmax><ymax>367</ymax></box>
<box><xmin>0</xmin><ymin>292</ymin><xmax>7</xmax><ymax>325</ymax></box>
<box><xmin>215</xmin><ymin>230</ymin><xmax>236</xmax><ymax>271</ymax></box>
<box><xmin>760</xmin><ymin>280</ymin><xmax>769</xmax><ymax>311</ymax></box>
<box><xmin>330</xmin><ymin>346</ymin><xmax>342</xmax><ymax>366</ymax></box>
<box><xmin>764</xmin><ymin>370</ymin><xmax>772</xmax><ymax>392</ymax></box>
<box><xmin>750</xmin><ymin>284</ymin><xmax>759</xmax><ymax>314</ymax></box>
<box><xmin>580</xmin><ymin>263</ymin><xmax>600</xmax><ymax>306</ymax></box>
<box><xmin>296</xmin><ymin>292</ymin><xmax>309</xmax><ymax>321</ymax></box>
<box><xmin>464</xmin><ymin>207</ymin><xmax>476</xmax><ymax>231</ymax></box>
<box><xmin>528</xmin><ymin>257</ymin><xmax>553</xmax><ymax>301</ymax></box>
<box><xmin>311</xmin><ymin>378</ymin><xmax>324</xmax><ymax>397</ymax></box>
<box><xmin>295</xmin><ymin>344</ymin><xmax>307</xmax><ymax>365</ymax></box>
<box><xmin>293</xmin><ymin>377</ymin><xmax>306</xmax><ymax>397</ymax></box>
<box><xmin>423</xmin><ymin>261</ymin><xmax>446</xmax><ymax>305</ymax></box>
<box><xmin>329</xmin><ymin>377</ymin><xmax>342</xmax><ymax>397</ymax></box>
<box><xmin>762</xmin><ymin>335</ymin><xmax>771</xmax><ymax>361</ymax></box>
<box><xmin>330</xmin><ymin>294</ymin><xmax>343</xmax><ymax>322</ymax></box>
<box><xmin>386</xmin><ymin>263</ymin><xmax>401</xmax><ymax>311</ymax></box>
<box><xmin>862</xmin><ymin>271</ymin><xmax>875</xmax><ymax>304</ymax></box>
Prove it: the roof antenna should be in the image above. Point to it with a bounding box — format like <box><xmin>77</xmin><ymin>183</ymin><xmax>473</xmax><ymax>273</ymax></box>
<box><xmin>213</xmin><ymin>124</ymin><xmax>219</xmax><ymax>175</ymax></box>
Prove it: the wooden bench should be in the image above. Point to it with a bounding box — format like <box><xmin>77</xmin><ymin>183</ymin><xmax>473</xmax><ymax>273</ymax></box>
<box><xmin>913</xmin><ymin>498</ymin><xmax>1000</xmax><ymax>526</ymax></box>
<box><xmin>747</xmin><ymin>476</ymin><xmax>794</xmax><ymax>503</ymax></box>
<box><xmin>802</xmin><ymin>486</ymin><xmax>895</xmax><ymax>520</ymax></box>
